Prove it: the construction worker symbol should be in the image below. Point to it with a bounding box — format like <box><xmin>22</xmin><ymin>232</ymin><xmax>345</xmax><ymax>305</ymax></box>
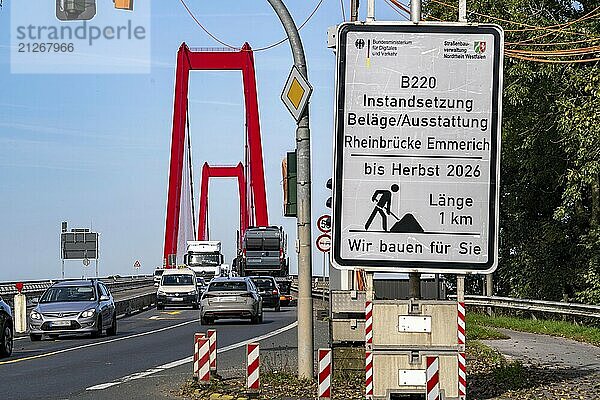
<box><xmin>364</xmin><ymin>184</ymin><xmax>424</xmax><ymax>233</ymax></box>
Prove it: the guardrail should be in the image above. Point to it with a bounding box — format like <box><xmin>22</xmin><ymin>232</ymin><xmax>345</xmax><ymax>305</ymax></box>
<box><xmin>114</xmin><ymin>291</ymin><xmax>156</xmax><ymax>317</ymax></box>
<box><xmin>291</xmin><ymin>282</ymin><xmax>600</xmax><ymax>322</ymax></box>
<box><xmin>290</xmin><ymin>282</ymin><xmax>329</xmax><ymax>301</ymax></box>
<box><xmin>461</xmin><ymin>295</ymin><xmax>600</xmax><ymax>320</ymax></box>
<box><xmin>0</xmin><ymin>275</ymin><xmax>154</xmax><ymax>299</ymax></box>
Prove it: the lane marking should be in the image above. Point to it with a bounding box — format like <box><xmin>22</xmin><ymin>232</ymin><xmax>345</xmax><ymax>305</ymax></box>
<box><xmin>86</xmin><ymin>321</ymin><xmax>298</xmax><ymax>391</ymax></box>
<box><xmin>0</xmin><ymin>319</ymin><xmax>199</xmax><ymax>366</ymax></box>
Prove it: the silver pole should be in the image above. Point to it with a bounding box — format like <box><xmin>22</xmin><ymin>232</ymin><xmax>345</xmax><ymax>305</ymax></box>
<box><xmin>409</xmin><ymin>0</ymin><xmax>422</xmax><ymax>298</ymax></box>
<box><xmin>459</xmin><ymin>0</ymin><xmax>467</xmax><ymax>22</ymax></box>
<box><xmin>410</xmin><ymin>0</ymin><xmax>421</xmax><ymax>23</ymax></box>
<box><xmin>267</xmin><ymin>0</ymin><xmax>314</xmax><ymax>380</ymax></box>
<box><xmin>350</xmin><ymin>0</ymin><xmax>359</xmax><ymax>21</ymax></box>
<box><xmin>366</xmin><ymin>0</ymin><xmax>375</xmax><ymax>22</ymax></box>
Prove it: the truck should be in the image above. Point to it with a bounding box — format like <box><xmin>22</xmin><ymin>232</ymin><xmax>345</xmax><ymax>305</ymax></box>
<box><xmin>184</xmin><ymin>241</ymin><xmax>227</xmax><ymax>279</ymax></box>
<box><xmin>235</xmin><ymin>226</ymin><xmax>293</xmax><ymax>305</ymax></box>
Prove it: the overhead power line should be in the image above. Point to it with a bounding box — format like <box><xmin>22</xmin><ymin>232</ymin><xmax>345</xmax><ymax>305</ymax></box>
<box><xmin>178</xmin><ymin>0</ymin><xmax>324</xmax><ymax>52</ymax></box>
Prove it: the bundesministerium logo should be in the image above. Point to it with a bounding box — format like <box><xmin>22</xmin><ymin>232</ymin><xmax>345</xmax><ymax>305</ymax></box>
<box><xmin>474</xmin><ymin>41</ymin><xmax>487</xmax><ymax>54</ymax></box>
<box><xmin>56</xmin><ymin>0</ymin><xmax>97</xmax><ymax>21</ymax></box>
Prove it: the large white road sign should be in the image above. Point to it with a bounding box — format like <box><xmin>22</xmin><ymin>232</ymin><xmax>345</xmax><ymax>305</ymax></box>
<box><xmin>331</xmin><ymin>23</ymin><xmax>503</xmax><ymax>274</ymax></box>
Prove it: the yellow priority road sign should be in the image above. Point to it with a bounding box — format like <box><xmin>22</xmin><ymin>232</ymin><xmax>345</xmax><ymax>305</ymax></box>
<box><xmin>281</xmin><ymin>66</ymin><xmax>313</xmax><ymax>122</ymax></box>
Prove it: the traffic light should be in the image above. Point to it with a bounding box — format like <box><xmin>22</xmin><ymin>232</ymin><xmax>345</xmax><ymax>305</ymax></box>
<box><xmin>282</xmin><ymin>151</ymin><xmax>297</xmax><ymax>217</ymax></box>
<box><xmin>326</xmin><ymin>178</ymin><xmax>332</xmax><ymax>208</ymax></box>
<box><xmin>114</xmin><ymin>0</ymin><xmax>133</xmax><ymax>11</ymax></box>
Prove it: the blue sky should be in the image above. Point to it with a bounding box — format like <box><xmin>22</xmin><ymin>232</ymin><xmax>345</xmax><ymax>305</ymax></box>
<box><xmin>0</xmin><ymin>1</ymin><xmax>408</xmax><ymax>280</ymax></box>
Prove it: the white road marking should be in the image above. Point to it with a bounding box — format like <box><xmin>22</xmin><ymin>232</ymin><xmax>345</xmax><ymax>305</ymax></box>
<box><xmin>86</xmin><ymin>321</ymin><xmax>298</xmax><ymax>391</ymax></box>
<box><xmin>0</xmin><ymin>319</ymin><xmax>198</xmax><ymax>365</ymax></box>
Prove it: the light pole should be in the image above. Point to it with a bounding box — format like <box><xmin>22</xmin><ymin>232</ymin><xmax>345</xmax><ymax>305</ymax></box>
<box><xmin>266</xmin><ymin>0</ymin><xmax>314</xmax><ymax>380</ymax></box>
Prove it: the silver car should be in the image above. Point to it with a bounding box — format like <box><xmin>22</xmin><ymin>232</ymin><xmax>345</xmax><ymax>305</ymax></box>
<box><xmin>200</xmin><ymin>277</ymin><xmax>262</xmax><ymax>325</ymax></box>
<box><xmin>29</xmin><ymin>280</ymin><xmax>117</xmax><ymax>341</ymax></box>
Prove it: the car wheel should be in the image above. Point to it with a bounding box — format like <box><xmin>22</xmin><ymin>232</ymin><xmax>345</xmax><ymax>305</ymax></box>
<box><xmin>106</xmin><ymin>314</ymin><xmax>117</xmax><ymax>336</ymax></box>
<box><xmin>0</xmin><ymin>321</ymin><xmax>13</xmax><ymax>357</ymax></box>
<box><xmin>29</xmin><ymin>333</ymin><xmax>42</xmax><ymax>342</ymax></box>
<box><xmin>91</xmin><ymin>316</ymin><xmax>102</xmax><ymax>338</ymax></box>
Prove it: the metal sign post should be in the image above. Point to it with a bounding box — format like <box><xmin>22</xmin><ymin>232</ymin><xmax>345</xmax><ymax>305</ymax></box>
<box><xmin>331</xmin><ymin>23</ymin><xmax>504</xmax><ymax>275</ymax></box>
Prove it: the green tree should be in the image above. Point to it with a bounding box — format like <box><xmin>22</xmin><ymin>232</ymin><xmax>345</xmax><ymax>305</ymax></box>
<box><xmin>425</xmin><ymin>0</ymin><xmax>600</xmax><ymax>301</ymax></box>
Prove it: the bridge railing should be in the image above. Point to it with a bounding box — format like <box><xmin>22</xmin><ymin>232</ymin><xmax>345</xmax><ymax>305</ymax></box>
<box><xmin>0</xmin><ymin>275</ymin><xmax>154</xmax><ymax>299</ymax></box>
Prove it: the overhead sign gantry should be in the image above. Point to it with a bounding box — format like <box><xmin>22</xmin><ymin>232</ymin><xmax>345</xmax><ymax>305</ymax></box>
<box><xmin>331</xmin><ymin>23</ymin><xmax>503</xmax><ymax>274</ymax></box>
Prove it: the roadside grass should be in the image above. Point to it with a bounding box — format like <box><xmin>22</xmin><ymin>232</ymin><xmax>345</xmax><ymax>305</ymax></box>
<box><xmin>466</xmin><ymin>320</ymin><xmax>510</xmax><ymax>341</ymax></box>
<box><xmin>180</xmin><ymin>371</ymin><xmax>364</xmax><ymax>399</ymax></box>
<box><xmin>468</xmin><ymin>312</ymin><xmax>600</xmax><ymax>346</ymax></box>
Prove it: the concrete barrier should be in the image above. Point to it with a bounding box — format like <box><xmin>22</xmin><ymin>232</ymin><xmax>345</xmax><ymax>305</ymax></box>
<box><xmin>114</xmin><ymin>292</ymin><xmax>156</xmax><ymax>317</ymax></box>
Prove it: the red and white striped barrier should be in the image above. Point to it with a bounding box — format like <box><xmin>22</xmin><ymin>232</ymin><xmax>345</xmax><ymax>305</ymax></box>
<box><xmin>246</xmin><ymin>343</ymin><xmax>260</xmax><ymax>392</ymax></box>
<box><xmin>193</xmin><ymin>333</ymin><xmax>205</xmax><ymax>379</ymax></box>
<box><xmin>318</xmin><ymin>348</ymin><xmax>332</xmax><ymax>399</ymax></box>
<box><xmin>457</xmin><ymin>301</ymin><xmax>466</xmax><ymax>399</ymax></box>
<box><xmin>365</xmin><ymin>350</ymin><xmax>373</xmax><ymax>399</ymax></box>
<box><xmin>196</xmin><ymin>336</ymin><xmax>210</xmax><ymax>382</ymax></box>
<box><xmin>458</xmin><ymin>352</ymin><xmax>467</xmax><ymax>399</ymax></box>
<box><xmin>426</xmin><ymin>356</ymin><xmax>440</xmax><ymax>400</ymax></box>
<box><xmin>457</xmin><ymin>302</ymin><xmax>466</xmax><ymax>345</ymax></box>
<box><xmin>207</xmin><ymin>329</ymin><xmax>217</xmax><ymax>372</ymax></box>
<box><xmin>365</xmin><ymin>300</ymin><xmax>373</xmax><ymax>345</ymax></box>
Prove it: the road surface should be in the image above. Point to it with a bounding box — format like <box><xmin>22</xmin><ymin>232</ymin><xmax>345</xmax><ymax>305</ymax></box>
<box><xmin>1</xmin><ymin>306</ymin><xmax>297</xmax><ymax>400</ymax></box>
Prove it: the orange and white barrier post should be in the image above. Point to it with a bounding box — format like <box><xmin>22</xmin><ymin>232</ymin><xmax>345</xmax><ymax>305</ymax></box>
<box><xmin>207</xmin><ymin>329</ymin><xmax>217</xmax><ymax>372</ymax></box>
<box><xmin>426</xmin><ymin>356</ymin><xmax>440</xmax><ymax>400</ymax></box>
<box><xmin>318</xmin><ymin>348</ymin><xmax>332</xmax><ymax>399</ymax></box>
<box><xmin>246</xmin><ymin>343</ymin><xmax>260</xmax><ymax>394</ymax></box>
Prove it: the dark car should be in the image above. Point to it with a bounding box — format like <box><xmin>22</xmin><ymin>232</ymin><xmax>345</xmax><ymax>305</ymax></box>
<box><xmin>249</xmin><ymin>276</ymin><xmax>281</xmax><ymax>311</ymax></box>
<box><xmin>29</xmin><ymin>280</ymin><xmax>117</xmax><ymax>340</ymax></box>
<box><xmin>0</xmin><ymin>295</ymin><xmax>13</xmax><ymax>357</ymax></box>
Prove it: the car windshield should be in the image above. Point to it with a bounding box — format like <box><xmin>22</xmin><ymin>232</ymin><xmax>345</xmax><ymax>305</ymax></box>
<box><xmin>40</xmin><ymin>286</ymin><xmax>96</xmax><ymax>303</ymax></box>
<box><xmin>188</xmin><ymin>254</ymin><xmax>220</xmax><ymax>265</ymax></box>
<box><xmin>208</xmin><ymin>281</ymin><xmax>248</xmax><ymax>292</ymax></box>
<box><xmin>252</xmin><ymin>278</ymin><xmax>275</xmax><ymax>290</ymax></box>
<box><xmin>162</xmin><ymin>274</ymin><xmax>193</xmax><ymax>285</ymax></box>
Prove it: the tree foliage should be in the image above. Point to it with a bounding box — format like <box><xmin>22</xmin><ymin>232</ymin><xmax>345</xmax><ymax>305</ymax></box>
<box><xmin>425</xmin><ymin>0</ymin><xmax>600</xmax><ymax>302</ymax></box>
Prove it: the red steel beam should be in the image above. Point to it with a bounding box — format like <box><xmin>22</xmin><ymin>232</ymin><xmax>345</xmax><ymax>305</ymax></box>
<box><xmin>163</xmin><ymin>43</ymin><xmax>269</xmax><ymax>265</ymax></box>
<box><xmin>197</xmin><ymin>163</ymin><xmax>248</xmax><ymax>245</ymax></box>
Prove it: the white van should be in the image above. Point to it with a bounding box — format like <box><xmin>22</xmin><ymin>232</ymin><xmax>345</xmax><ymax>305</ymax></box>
<box><xmin>156</xmin><ymin>267</ymin><xmax>199</xmax><ymax>310</ymax></box>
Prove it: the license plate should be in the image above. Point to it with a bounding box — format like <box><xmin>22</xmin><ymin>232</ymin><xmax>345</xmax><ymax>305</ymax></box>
<box><xmin>171</xmin><ymin>297</ymin><xmax>183</xmax><ymax>302</ymax></box>
<box><xmin>248</xmin><ymin>258</ymin><xmax>262</xmax><ymax>263</ymax></box>
<box><xmin>52</xmin><ymin>320</ymin><xmax>71</xmax><ymax>327</ymax></box>
<box><xmin>219</xmin><ymin>297</ymin><xmax>237</xmax><ymax>302</ymax></box>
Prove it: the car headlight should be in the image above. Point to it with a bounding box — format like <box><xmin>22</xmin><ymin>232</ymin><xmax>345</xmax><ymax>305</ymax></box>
<box><xmin>81</xmin><ymin>309</ymin><xmax>96</xmax><ymax>318</ymax></box>
<box><xmin>188</xmin><ymin>291</ymin><xmax>197</xmax><ymax>296</ymax></box>
<box><xmin>30</xmin><ymin>311</ymin><xmax>42</xmax><ymax>320</ymax></box>
<box><xmin>157</xmin><ymin>290</ymin><xmax>166</xmax><ymax>296</ymax></box>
